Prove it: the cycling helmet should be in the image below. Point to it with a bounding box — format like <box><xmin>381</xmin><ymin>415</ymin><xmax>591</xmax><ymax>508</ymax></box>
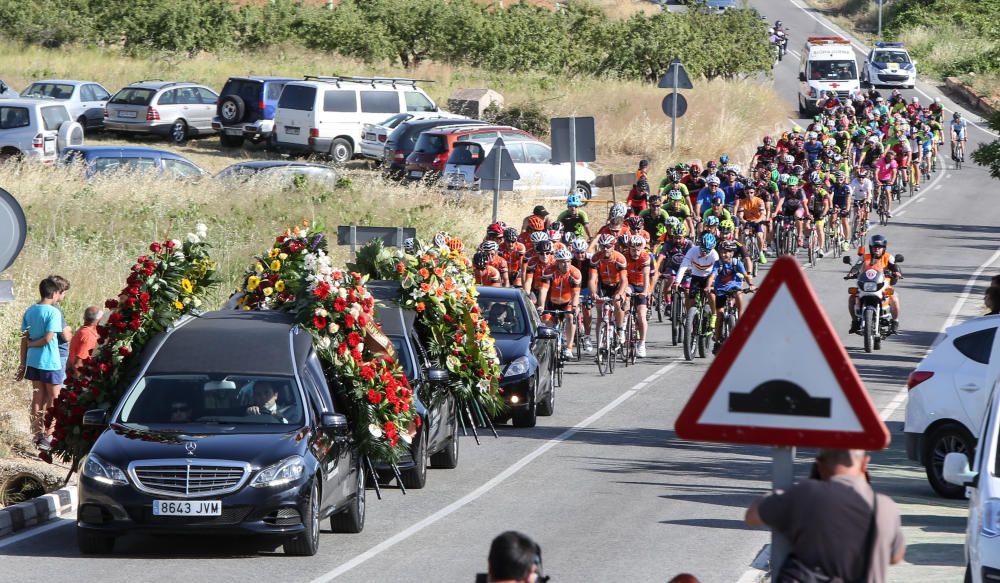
<box><xmin>869</xmin><ymin>234</ymin><xmax>887</xmax><ymax>252</ymax></box>
<box><xmin>953</xmin><ymin>112</ymin><xmax>962</xmax><ymax>120</ymax></box>
<box><xmin>768</xmin><ymin>162</ymin><xmax>778</xmax><ymax>171</ymax></box>
<box><xmin>791</xmin><ymin>165</ymin><xmax>804</xmax><ymax>176</ymax></box>
<box><xmin>834</xmin><ymin>170</ymin><xmax>846</xmax><ymax>180</ymax></box>
<box><xmin>670</xmin><ymin>223</ymin><xmax>687</xmax><ymax>237</ymax></box>
<box><xmin>810</xmin><ymin>159</ymin><xmax>822</xmax><ymax>169</ymax></box>
<box><xmin>596</xmin><ymin>234</ymin><xmax>617</xmax><ymax>248</ymax></box>
<box><xmin>668</xmin><ymin>170</ymin><xmax>681</xmax><ymax>183</ymax></box>
<box><xmin>402</xmin><ymin>237</ymin><xmax>417</xmax><ymax>254</ymax></box>
<box><xmin>566</xmin><ymin>194</ymin><xmax>584</xmax><ymax>208</ymax></box>
<box><xmin>571</xmin><ymin>239</ymin><xmax>588</xmax><ymax>254</ymax></box>
<box><xmin>627</xmin><ymin>234</ymin><xmax>645</xmax><ymax>248</ymax></box>
<box><xmin>447</xmin><ymin>238</ymin><xmax>464</xmax><ymax>253</ymax></box>
<box><xmin>719</xmin><ymin>240</ymin><xmax>738</xmax><ymax>253</ymax></box>
<box><xmin>626</xmin><ymin>216</ymin><xmax>643</xmax><ymax>231</ymax></box>
<box><xmin>807</xmin><ymin>131</ymin><xmax>818</xmax><ymax>140</ymax></box>
<box><xmin>700</xmin><ymin>233</ymin><xmax>717</xmax><ymax>253</ymax></box>
<box><xmin>707</xmin><ymin>160</ymin><xmax>718</xmax><ymax>169</ymax></box>
<box><xmin>553</xmin><ymin>248</ymin><xmax>572</xmax><ymax>261</ymax></box>
<box><xmin>786</xmin><ymin>176</ymin><xmax>801</xmax><ymax>187</ymax></box>
<box><xmin>563</xmin><ymin>231</ymin><xmax>576</xmax><ymax>244</ymax></box>
<box><xmin>783</xmin><ymin>154</ymin><xmax>795</xmax><ymax>164</ymax></box>
<box><xmin>719</xmin><ymin>219</ymin><xmax>735</xmax><ymax>232</ymax></box>
<box><xmin>472</xmin><ymin>251</ymin><xmax>489</xmax><ymax>269</ymax></box>
<box><xmin>610</xmin><ymin>203</ymin><xmax>628</xmax><ymax>219</ymax></box>
<box><xmin>910</xmin><ymin>96</ymin><xmax>919</xmax><ymax>104</ymax></box>
<box><xmin>809</xmin><ymin>171</ymin><xmax>823</xmax><ymax>184</ymax></box>
<box><xmin>534</xmin><ymin>240</ymin><xmax>553</xmax><ymax>253</ymax></box>
<box><xmin>719</xmin><ymin>154</ymin><xmax>730</xmax><ymax>164</ymax></box>
<box><xmin>480</xmin><ymin>240</ymin><xmax>499</xmax><ymax>253</ymax></box>
<box><xmin>504</xmin><ymin>227</ymin><xmax>519</xmax><ymax>243</ymax></box>
<box><xmin>763</xmin><ymin>135</ymin><xmax>774</xmax><ymax>145</ymax></box>
<box><xmin>689</xmin><ymin>163</ymin><xmax>701</xmax><ymax>173</ymax></box>
<box><xmin>704</xmin><ymin>216</ymin><xmax>720</xmax><ymax>227</ymax></box>
<box><xmin>668</xmin><ymin>189</ymin><xmax>684</xmax><ymax>201</ymax></box>
<box><xmin>486</xmin><ymin>222</ymin><xmax>505</xmax><ymax>238</ymax></box>
<box><xmin>649</xmin><ymin>194</ymin><xmax>662</xmax><ymax>205</ymax></box>
<box><xmin>529</xmin><ymin>231</ymin><xmax>550</xmax><ymax>244</ymax></box>
<box><xmin>527</xmin><ymin>215</ymin><xmax>545</xmax><ymax>231</ymax></box>
<box><xmin>823</xmin><ymin>138</ymin><xmax>836</xmax><ymax>147</ymax></box>
<box><xmin>706</xmin><ymin>175</ymin><xmax>721</xmax><ymax>185</ymax></box>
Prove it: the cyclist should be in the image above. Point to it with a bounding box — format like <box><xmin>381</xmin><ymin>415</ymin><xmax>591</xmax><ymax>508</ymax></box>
<box><xmin>537</xmin><ymin>248</ymin><xmax>582</xmax><ymax>359</ymax></box>
<box><xmin>624</xmin><ymin>234</ymin><xmax>652</xmax><ymax>358</ymax></box>
<box><xmin>695</xmin><ymin>176</ymin><xmax>723</xmax><ymax>217</ymax></box>
<box><xmin>751</xmin><ymin>135</ymin><xmax>780</xmax><ymax>168</ymax></box>
<box><xmin>639</xmin><ymin>194</ymin><xmax>672</xmax><ymax>242</ymax></box>
<box><xmin>673</xmin><ymin>233</ymin><xmax>720</xmax><ymax>330</ymax></box>
<box><xmin>658</xmin><ymin>169</ymin><xmax>690</xmax><ymax>200</ymax></box>
<box><xmin>663</xmin><ymin>189</ymin><xmax>695</xmax><ymax>237</ymax></box>
<box><xmin>480</xmin><ymin>240</ymin><xmax>510</xmax><ymax>287</ymax></box>
<box><xmin>735</xmin><ymin>184</ymin><xmax>768</xmax><ymax>263</ymax></box>
<box><xmin>874</xmin><ymin>150</ymin><xmax>899</xmax><ymax>218</ymax></box>
<box><xmin>681</xmin><ymin>164</ymin><xmax>706</xmax><ymax>212</ymax></box>
<box><xmin>589</xmin><ymin>233</ymin><xmax>629</xmax><ymax>345</ymax></box>
<box><xmin>473</xmin><ymin>251</ymin><xmax>502</xmax><ymax>287</ymax></box>
<box><xmin>830</xmin><ymin>170</ymin><xmax>852</xmax><ymax>252</ymax></box>
<box><xmin>626</xmin><ymin>215</ymin><xmax>650</xmax><ymax>246</ymax></box>
<box><xmin>702</xmin><ymin>194</ymin><xmax>733</xmax><ymax>226</ymax></box>
<box><xmin>557</xmin><ymin>194</ymin><xmax>592</xmax><ymax>240</ymax></box>
<box><xmin>806</xmin><ymin>174</ymin><xmax>831</xmax><ymax>257</ymax></box>
<box><xmin>720</xmin><ymin>168</ymin><xmax>745</xmax><ymax>213</ymax></box>
<box><xmin>950</xmin><ymin>112</ymin><xmax>968</xmax><ymax>162</ymax></box>
<box><xmin>521</xmin><ymin>214</ymin><xmax>547</xmax><ymax>250</ymax></box>
<box><xmin>484</xmin><ymin>221</ymin><xmax>506</xmax><ymax>247</ymax></box>
<box><xmin>849</xmin><ymin>166</ymin><xmax>874</xmax><ymax>231</ymax></box>
<box><xmin>522</xmin><ymin>239</ymin><xmax>555</xmax><ymax>301</ymax></box>
<box><xmin>589</xmin><ymin>203</ymin><xmax>630</xmax><ymax>253</ymax></box>
<box><xmin>627</xmin><ymin>177</ymin><xmax>651</xmax><ymax>215</ymax></box>
<box><xmin>804</xmin><ymin>132</ymin><xmax>824</xmax><ymax>165</ymax></box>
<box><xmin>650</xmin><ymin>223</ymin><xmax>693</xmax><ymax>312</ymax></box>
<box><xmin>773</xmin><ymin>176</ymin><xmax>810</xmax><ymax>248</ymax></box>
<box><xmin>501</xmin><ymin>227</ymin><xmax>527</xmax><ymax>288</ymax></box>
<box><xmin>571</xmin><ymin>239</ymin><xmax>595</xmax><ymax>353</ymax></box>
<box><xmin>711</xmin><ymin>240</ymin><xmax>753</xmax><ymax>354</ymax></box>
<box><xmin>848</xmin><ymin>234</ymin><xmax>902</xmax><ymax>334</ymax></box>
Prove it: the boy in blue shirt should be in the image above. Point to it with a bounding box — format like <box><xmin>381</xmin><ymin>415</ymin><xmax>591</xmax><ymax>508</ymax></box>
<box><xmin>17</xmin><ymin>276</ymin><xmax>72</xmax><ymax>445</ymax></box>
<box><xmin>712</xmin><ymin>241</ymin><xmax>753</xmax><ymax>354</ymax></box>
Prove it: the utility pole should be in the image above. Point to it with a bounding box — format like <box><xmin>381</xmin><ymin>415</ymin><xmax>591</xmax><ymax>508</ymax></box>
<box><xmin>877</xmin><ymin>0</ymin><xmax>883</xmax><ymax>40</ymax></box>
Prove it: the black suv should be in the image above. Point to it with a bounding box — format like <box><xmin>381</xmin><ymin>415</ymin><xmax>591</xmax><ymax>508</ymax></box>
<box><xmin>369</xmin><ymin>281</ymin><xmax>460</xmax><ymax>489</ymax></box>
<box><xmin>76</xmin><ymin>310</ymin><xmax>365</xmax><ymax>556</ymax></box>
<box><xmin>212</xmin><ymin>76</ymin><xmax>297</xmax><ymax>148</ymax></box>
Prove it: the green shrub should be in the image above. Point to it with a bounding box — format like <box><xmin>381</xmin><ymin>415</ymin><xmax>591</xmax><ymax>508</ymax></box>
<box><xmin>482</xmin><ymin>101</ymin><xmax>551</xmax><ymax>138</ymax></box>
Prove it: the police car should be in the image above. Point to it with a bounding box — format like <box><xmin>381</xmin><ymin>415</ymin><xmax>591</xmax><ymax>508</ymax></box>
<box><xmin>862</xmin><ymin>42</ymin><xmax>917</xmax><ymax>89</ymax></box>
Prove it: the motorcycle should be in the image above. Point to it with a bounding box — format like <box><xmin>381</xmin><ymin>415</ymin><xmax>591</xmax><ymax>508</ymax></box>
<box><xmin>843</xmin><ymin>254</ymin><xmax>904</xmax><ymax>353</ymax></box>
<box><xmin>769</xmin><ymin>27</ymin><xmax>788</xmax><ymax>62</ymax></box>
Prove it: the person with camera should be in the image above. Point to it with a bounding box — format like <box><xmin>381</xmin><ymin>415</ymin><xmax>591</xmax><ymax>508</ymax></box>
<box><xmin>744</xmin><ymin>449</ymin><xmax>905</xmax><ymax>583</ymax></box>
<box><xmin>479</xmin><ymin>531</ymin><xmax>547</xmax><ymax>583</ymax></box>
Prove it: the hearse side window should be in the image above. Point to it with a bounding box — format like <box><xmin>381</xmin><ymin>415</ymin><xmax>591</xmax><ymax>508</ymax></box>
<box><xmin>305</xmin><ymin>352</ymin><xmax>336</xmax><ymax>412</ymax></box>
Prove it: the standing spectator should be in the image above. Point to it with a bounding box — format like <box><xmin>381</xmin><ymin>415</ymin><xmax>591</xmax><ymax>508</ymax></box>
<box><xmin>985</xmin><ymin>285</ymin><xmax>1000</xmax><ymax>316</ymax></box>
<box><xmin>49</xmin><ymin>275</ymin><xmax>73</xmax><ymax>371</ymax></box>
<box><xmin>521</xmin><ymin>205</ymin><xmax>551</xmax><ymax>233</ymax></box>
<box><xmin>483</xmin><ymin>531</ymin><xmax>545</xmax><ymax>583</ymax></box>
<box><xmin>67</xmin><ymin>306</ymin><xmax>103</xmax><ymax>377</ymax></box>
<box><xmin>744</xmin><ymin>448</ymin><xmax>905</xmax><ymax>583</ymax></box>
<box><xmin>16</xmin><ymin>276</ymin><xmax>71</xmax><ymax>446</ymax></box>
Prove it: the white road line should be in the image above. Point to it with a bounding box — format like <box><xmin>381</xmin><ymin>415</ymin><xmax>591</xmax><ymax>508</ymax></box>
<box><xmin>934</xmin><ymin>184</ymin><xmax>942</xmax><ymax>190</ymax></box>
<box><xmin>895</xmin><ymin>210</ymin><xmax>907</xmax><ymax>216</ymax></box>
<box><xmin>784</xmin><ymin>0</ymin><xmax>998</xmax><ymax>137</ymax></box>
<box><xmin>0</xmin><ymin>517</ymin><xmax>72</xmax><ymax>549</ymax></box>
<box><xmin>308</xmin><ymin>362</ymin><xmax>681</xmax><ymax>582</ymax></box>
<box><xmin>916</xmin><ymin>197</ymin><xmax>926</xmax><ymax>203</ymax></box>
<box><xmin>788</xmin><ymin>49</ymin><xmax>802</xmax><ymax>59</ymax></box>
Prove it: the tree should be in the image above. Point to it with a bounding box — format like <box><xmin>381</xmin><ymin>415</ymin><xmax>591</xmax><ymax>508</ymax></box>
<box><xmin>971</xmin><ymin>112</ymin><xmax>1000</xmax><ymax>179</ymax></box>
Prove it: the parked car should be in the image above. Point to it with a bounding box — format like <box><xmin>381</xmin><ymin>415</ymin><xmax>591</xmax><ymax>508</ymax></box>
<box><xmin>0</xmin><ymin>99</ymin><xmax>81</xmax><ymax>164</ymax></box>
<box><xmin>444</xmin><ymin>137</ymin><xmax>597</xmax><ymax>199</ymax></box>
<box><xmin>211</xmin><ymin>76</ymin><xmax>297</xmax><ymax>148</ymax></box>
<box><xmin>368</xmin><ymin>281</ymin><xmax>460</xmax><ymax>488</ymax></box>
<box><xmin>0</xmin><ymin>79</ymin><xmax>17</xmax><ymax>99</ymax></box>
<box><xmin>942</xmin><ymin>373</ymin><xmax>1000</xmax><ymax>583</ymax></box>
<box><xmin>360</xmin><ymin>112</ymin><xmax>465</xmax><ymax>161</ymax></box>
<box><xmin>104</xmin><ymin>81</ymin><xmax>219</xmax><ymax>144</ymax></box>
<box><xmin>272</xmin><ymin>76</ymin><xmax>439</xmax><ymax>164</ymax></box>
<box><xmin>862</xmin><ymin>41</ymin><xmax>917</xmax><ymax>89</ymax></box>
<box><xmin>905</xmin><ymin>315</ymin><xmax>1000</xmax><ymax>498</ymax></box>
<box><xmin>61</xmin><ymin>145</ymin><xmax>208</xmax><ymax>179</ymax></box>
<box><xmin>20</xmin><ymin>79</ymin><xmax>112</xmax><ymax>131</ymax></box>
<box><xmin>215</xmin><ymin>160</ymin><xmax>337</xmax><ymax>188</ymax></box>
<box><xmin>75</xmin><ymin>310</ymin><xmax>366</xmax><ymax>556</ymax></box>
<box><xmin>405</xmin><ymin>125</ymin><xmax>535</xmax><ymax>182</ymax></box>
<box><xmin>383</xmin><ymin>118</ymin><xmax>490</xmax><ymax>176</ymax></box>
<box><xmin>475</xmin><ymin>286</ymin><xmax>558</xmax><ymax>428</ymax></box>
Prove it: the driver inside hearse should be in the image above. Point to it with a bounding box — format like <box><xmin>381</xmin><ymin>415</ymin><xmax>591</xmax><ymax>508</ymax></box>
<box><xmin>245</xmin><ymin>381</ymin><xmax>289</xmax><ymax>423</ymax></box>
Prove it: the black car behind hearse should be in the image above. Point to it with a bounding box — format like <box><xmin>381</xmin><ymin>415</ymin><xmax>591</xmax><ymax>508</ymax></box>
<box><xmin>76</xmin><ymin>310</ymin><xmax>365</xmax><ymax>556</ymax></box>
<box><xmin>475</xmin><ymin>286</ymin><xmax>558</xmax><ymax>428</ymax></box>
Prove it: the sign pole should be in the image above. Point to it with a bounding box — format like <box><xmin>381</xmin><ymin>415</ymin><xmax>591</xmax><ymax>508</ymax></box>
<box><xmin>877</xmin><ymin>0</ymin><xmax>882</xmax><ymax>40</ymax></box>
<box><xmin>492</xmin><ymin>142</ymin><xmax>502</xmax><ymax>223</ymax></box>
<box><xmin>569</xmin><ymin>117</ymin><xmax>577</xmax><ymax>199</ymax></box>
<box><xmin>671</xmin><ymin>62</ymin><xmax>679</xmax><ymax>153</ymax></box>
<box><xmin>770</xmin><ymin>446</ymin><xmax>796</xmax><ymax>573</ymax></box>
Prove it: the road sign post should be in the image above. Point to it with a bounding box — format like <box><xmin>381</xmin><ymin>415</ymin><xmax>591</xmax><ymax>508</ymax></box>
<box><xmin>658</xmin><ymin>59</ymin><xmax>693</xmax><ymax>153</ymax></box>
<box><xmin>674</xmin><ymin>256</ymin><xmax>889</xmax><ymax>575</ymax></box>
<box><xmin>551</xmin><ymin>117</ymin><xmax>596</xmax><ymax>199</ymax></box>
<box><xmin>479</xmin><ymin>137</ymin><xmax>520</xmax><ymax>223</ymax></box>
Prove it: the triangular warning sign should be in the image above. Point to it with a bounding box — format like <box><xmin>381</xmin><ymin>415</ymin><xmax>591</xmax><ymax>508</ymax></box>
<box><xmin>478</xmin><ymin>137</ymin><xmax>521</xmax><ymax>182</ymax></box>
<box><xmin>674</xmin><ymin>256</ymin><xmax>890</xmax><ymax>450</ymax></box>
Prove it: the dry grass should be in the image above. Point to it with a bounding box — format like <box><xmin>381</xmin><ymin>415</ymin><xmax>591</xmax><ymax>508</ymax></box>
<box><xmin>0</xmin><ymin>41</ymin><xmax>788</xmax><ymax>441</ymax></box>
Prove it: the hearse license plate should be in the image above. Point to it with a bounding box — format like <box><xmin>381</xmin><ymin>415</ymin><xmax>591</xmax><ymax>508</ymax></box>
<box><xmin>153</xmin><ymin>500</ymin><xmax>222</xmax><ymax>516</ymax></box>
<box><xmin>284</xmin><ymin>126</ymin><xmax>300</xmax><ymax>135</ymax></box>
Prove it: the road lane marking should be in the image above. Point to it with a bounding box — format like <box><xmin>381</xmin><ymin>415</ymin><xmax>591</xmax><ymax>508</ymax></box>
<box><xmin>895</xmin><ymin>210</ymin><xmax>907</xmax><ymax>216</ymax></box>
<box><xmin>308</xmin><ymin>361</ymin><xmax>681</xmax><ymax>582</ymax></box>
<box><xmin>784</xmin><ymin>0</ymin><xmax>998</xmax><ymax>137</ymax></box>
<box><xmin>0</xmin><ymin>517</ymin><xmax>72</xmax><ymax>549</ymax></box>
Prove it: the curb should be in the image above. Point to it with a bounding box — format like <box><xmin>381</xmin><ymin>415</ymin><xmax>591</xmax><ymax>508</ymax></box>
<box><xmin>944</xmin><ymin>77</ymin><xmax>999</xmax><ymax>119</ymax></box>
<box><xmin>0</xmin><ymin>485</ymin><xmax>76</xmax><ymax>537</ymax></box>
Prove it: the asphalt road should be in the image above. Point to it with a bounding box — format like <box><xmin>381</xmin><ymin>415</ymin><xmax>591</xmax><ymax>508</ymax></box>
<box><xmin>2</xmin><ymin>2</ymin><xmax>998</xmax><ymax>581</ymax></box>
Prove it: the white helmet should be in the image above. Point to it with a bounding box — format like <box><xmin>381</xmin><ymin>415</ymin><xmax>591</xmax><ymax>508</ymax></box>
<box><xmin>529</xmin><ymin>231</ymin><xmax>550</xmax><ymax>243</ymax></box>
<box><xmin>610</xmin><ymin>203</ymin><xmax>628</xmax><ymax>219</ymax></box>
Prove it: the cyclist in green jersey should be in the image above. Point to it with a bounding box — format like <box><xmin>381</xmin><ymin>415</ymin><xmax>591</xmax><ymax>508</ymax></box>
<box><xmin>639</xmin><ymin>195</ymin><xmax>671</xmax><ymax>241</ymax></box>
<box><xmin>556</xmin><ymin>194</ymin><xmax>591</xmax><ymax>240</ymax></box>
<box><xmin>662</xmin><ymin>189</ymin><xmax>695</xmax><ymax>237</ymax></box>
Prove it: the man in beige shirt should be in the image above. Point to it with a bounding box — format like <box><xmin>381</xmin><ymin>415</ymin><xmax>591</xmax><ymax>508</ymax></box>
<box><xmin>745</xmin><ymin>448</ymin><xmax>906</xmax><ymax>583</ymax></box>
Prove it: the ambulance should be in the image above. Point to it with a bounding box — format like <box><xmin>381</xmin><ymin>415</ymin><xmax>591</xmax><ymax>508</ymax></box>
<box><xmin>797</xmin><ymin>36</ymin><xmax>860</xmax><ymax>116</ymax></box>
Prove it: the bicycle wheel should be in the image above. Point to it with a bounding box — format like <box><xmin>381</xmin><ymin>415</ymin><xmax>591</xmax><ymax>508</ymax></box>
<box><xmin>622</xmin><ymin>313</ymin><xmax>634</xmax><ymax>368</ymax></box>
<box><xmin>574</xmin><ymin>314</ymin><xmax>583</xmax><ymax>362</ymax></box>
<box><xmin>607</xmin><ymin>321</ymin><xmax>616</xmax><ymax>374</ymax></box>
<box><xmin>595</xmin><ymin>321</ymin><xmax>608</xmax><ymax>376</ymax></box>
<box><xmin>697</xmin><ymin>310</ymin><xmax>708</xmax><ymax>359</ymax></box>
<box><xmin>683</xmin><ymin>307</ymin><xmax>697</xmax><ymax>361</ymax></box>
<box><xmin>654</xmin><ymin>280</ymin><xmax>665</xmax><ymax>323</ymax></box>
<box><xmin>671</xmin><ymin>292</ymin><xmax>683</xmax><ymax>346</ymax></box>
<box><xmin>807</xmin><ymin>230</ymin><xmax>815</xmax><ymax>267</ymax></box>
<box><xmin>555</xmin><ymin>356</ymin><xmax>564</xmax><ymax>387</ymax></box>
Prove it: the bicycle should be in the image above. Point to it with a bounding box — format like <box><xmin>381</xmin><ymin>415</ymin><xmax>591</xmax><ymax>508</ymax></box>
<box><xmin>542</xmin><ymin>309</ymin><xmax>573</xmax><ymax>387</ymax></box>
<box><xmin>717</xmin><ymin>286</ymin><xmax>755</xmax><ymax>348</ymax></box>
<box><xmin>682</xmin><ymin>285</ymin><xmax>713</xmax><ymax>361</ymax></box>
<box><xmin>651</xmin><ymin>278</ymin><xmax>667</xmax><ymax>324</ymax></box>
<box><xmin>594</xmin><ymin>296</ymin><xmax>618</xmax><ymax>376</ymax></box>
<box><xmin>670</xmin><ymin>278</ymin><xmax>686</xmax><ymax>346</ymax></box>
<box><xmin>573</xmin><ymin>300</ymin><xmax>588</xmax><ymax>362</ymax></box>
<box><xmin>851</xmin><ymin>200</ymin><xmax>870</xmax><ymax>247</ymax></box>
<box><xmin>876</xmin><ymin>183</ymin><xmax>891</xmax><ymax>226</ymax></box>
<box><xmin>891</xmin><ymin>171</ymin><xmax>904</xmax><ymax>202</ymax></box>
<box><xmin>741</xmin><ymin>222</ymin><xmax>761</xmax><ymax>277</ymax></box>
<box><xmin>952</xmin><ymin>139</ymin><xmax>965</xmax><ymax>169</ymax></box>
<box><xmin>773</xmin><ymin>214</ymin><xmax>797</xmax><ymax>257</ymax></box>
<box><xmin>804</xmin><ymin>218</ymin><xmax>817</xmax><ymax>267</ymax></box>
<box><xmin>621</xmin><ymin>295</ymin><xmax>640</xmax><ymax>366</ymax></box>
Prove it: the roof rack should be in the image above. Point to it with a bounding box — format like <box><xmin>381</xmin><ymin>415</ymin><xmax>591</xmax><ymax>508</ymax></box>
<box><xmin>302</xmin><ymin>75</ymin><xmax>434</xmax><ymax>89</ymax></box>
<box><xmin>134</xmin><ymin>79</ymin><xmax>165</xmax><ymax>84</ymax></box>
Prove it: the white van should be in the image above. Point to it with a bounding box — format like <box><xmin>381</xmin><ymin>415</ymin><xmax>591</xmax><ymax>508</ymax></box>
<box><xmin>272</xmin><ymin>76</ymin><xmax>438</xmax><ymax>163</ymax></box>
<box><xmin>797</xmin><ymin>36</ymin><xmax>860</xmax><ymax>116</ymax></box>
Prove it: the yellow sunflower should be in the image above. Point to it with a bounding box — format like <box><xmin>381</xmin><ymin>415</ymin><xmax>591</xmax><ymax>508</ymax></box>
<box><xmin>180</xmin><ymin>278</ymin><xmax>194</xmax><ymax>294</ymax></box>
<box><xmin>247</xmin><ymin>275</ymin><xmax>261</xmax><ymax>291</ymax></box>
